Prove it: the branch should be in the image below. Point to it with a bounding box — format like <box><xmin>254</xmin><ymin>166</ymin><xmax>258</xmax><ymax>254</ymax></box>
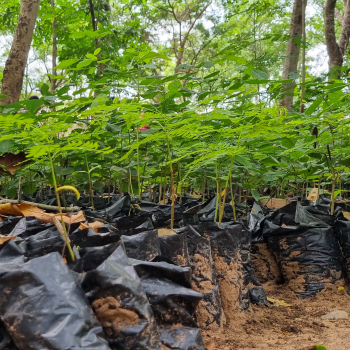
<box><xmin>324</xmin><ymin>0</ymin><xmax>343</xmax><ymax>69</ymax></box>
<box><xmin>0</xmin><ymin>199</ymin><xmax>81</xmax><ymax>212</ymax></box>
<box><xmin>335</xmin><ymin>8</ymin><xmax>344</xmax><ymax>25</ymax></box>
<box><xmin>338</xmin><ymin>0</ymin><xmax>350</xmax><ymax>54</ymax></box>
<box><xmin>167</xmin><ymin>0</ymin><xmax>181</xmax><ymax>24</ymax></box>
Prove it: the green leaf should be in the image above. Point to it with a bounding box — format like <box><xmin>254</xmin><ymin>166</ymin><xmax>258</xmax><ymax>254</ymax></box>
<box><xmin>143</xmin><ymin>63</ymin><xmax>157</xmax><ymax>69</ymax></box>
<box><xmin>94</xmin><ymin>48</ymin><xmax>101</xmax><ymax>55</ymax></box>
<box><xmin>281</xmin><ymin>137</ymin><xmax>297</xmax><ymax>149</ymax></box>
<box><xmin>54</xmin><ymin>59</ymin><xmax>79</xmax><ymax>70</ymax></box>
<box><xmin>290</xmin><ymin>150</ymin><xmax>305</xmax><ymax>158</ymax></box>
<box><xmin>251</xmin><ymin>189</ymin><xmax>260</xmax><ymax>202</ymax></box>
<box><xmin>40</xmin><ymin>83</ymin><xmax>49</xmax><ymax>96</ymax></box>
<box><xmin>198</xmin><ymin>91</ymin><xmax>210</xmax><ymax>101</ymax></box>
<box><xmin>305</xmin><ymin>97</ymin><xmax>323</xmax><ymax>115</ymax></box>
<box><xmin>308</xmin><ymin>152</ymin><xmax>323</xmax><ymax>159</ymax></box>
<box><xmin>339</xmin><ymin>158</ymin><xmax>350</xmax><ymax>166</ymax></box>
<box><xmin>142</xmin><ymin>90</ymin><xmax>160</xmax><ymax>99</ymax></box>
<box><xmin>77</xmin><ymin>59</ymin><xmax>93</xmax><ymax>69</ymax></box>
<box><xmin>315</xmin><ymin>345</ymin><xmax>327</xmax><ymax>350</ymax></box>
<box><xmin>0</xmin><ymin>140</ymin><xmax>13</xmax><ymax>153</ymax></box>
<box><xmin>203</xmin><ymin>61</ymin><xmax>214</xmax><ymax>68</ymax></box>
<box><xmin>251</xmin><ymin>69</ymin><xmax>268</xmax><ymax>80</ymax></box>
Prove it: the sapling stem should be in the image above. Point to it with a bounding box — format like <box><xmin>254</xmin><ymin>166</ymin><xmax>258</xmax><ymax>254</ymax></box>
<box><xmin>219</xmin><ymin>158</ymin><xmax>234</xmax><ymax>227</ymax></box>
<box><xmin>331</xmin><ymin>173</ymin><xmax>336</xmax><ymax>215</ymax></box>
<box><xmin>84</xmin><ymin>153</ymin><xmax>95</xmax><ymax>211</ymax></box>
<box><xmin>48</xmin><ymin>151</ymin><xmax>75</xmax><ymax>262</ymax></box>
<box><xmin>229</xmin><ymin>175</ymin><xmax>237</xmax><ymax>221</ymax></box>
<box><xmin>136</xmin><ymin>128</ymin><xmax>141</xmax><ymax>199</ymax></box>
<box><xmin>214</xmin><ymin>162</ymin><xmax>220</xmax><ymax>222</ymax></box>
<box><xmin>18</xmin><ymin>176</ymin><xmax>23</xmax><ymax>203</ymax></box>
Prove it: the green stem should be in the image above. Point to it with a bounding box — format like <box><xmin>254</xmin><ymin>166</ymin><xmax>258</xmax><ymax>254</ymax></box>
<box><xmin>136</xmin><ymin>128</ymin><xmax>141</xmax><ymax>199</ymax></box>
<box><xmin>219</xmin><ymin>158</ymin><xmax>234</xmax><ymax>226</ymax></box>
<box><xmin>48</xmin><ymin>151</ymin><xmax>75</xmax><ymax>262</ymax></box>
<box><xmin>214</xmin><ymin>162</ymin><xmax>220</xmax><ymax>222</ymax></box>
<box><xmin>85</xmin><ymin>153</ymin><xmax>95</xmax><ymax>211</ymax></box>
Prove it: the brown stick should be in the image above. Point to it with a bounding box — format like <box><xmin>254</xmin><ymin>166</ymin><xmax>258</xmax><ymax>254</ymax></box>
<box><xmin>0</xmin><ymin>199</ymin><xmax>80</xmax><ymax>212</ymax></box>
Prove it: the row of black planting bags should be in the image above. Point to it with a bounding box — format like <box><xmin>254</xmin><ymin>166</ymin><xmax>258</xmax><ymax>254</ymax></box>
<box><xmin>0</xmin><ymin>202</ymin><xmax>264</xmax><ymax>350</ymax></box>
<box><xmin>249</xmin><ymin>198</ymin><xmax>350</xmax><ymax>298</ymax></box>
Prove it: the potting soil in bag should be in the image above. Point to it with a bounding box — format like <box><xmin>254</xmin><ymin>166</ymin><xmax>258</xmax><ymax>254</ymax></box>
<box><xmin>334</xmin><ymin>220</ymin><xmax>350</xmax><ymax>293</ymax></box>
<box><xmin>178</xmin><ymin>225</ymin><xmax>224</xmax><ymax>331</ymax></box>
<box><xmin>0</xmin><ymin>241</ymin><xmax>110</xmax><ymax>350</ymax></box>
<box><xmin>130</xmin><ymin>258</ymin><xmax>205</xmax><ymax>349</ymax></box>
<box><xmin>0</xmin><ymin>320</ymin><xmax>17</xmax><ymax>350</ymax></box>
<box><xmin>193</xmin><ymin>222</ymin><xmax>267</xmax><ymax>325</ymax></box>
<box><xmin>158</xmin><ymin>228</ymin><xmax>190</xmax><ymax>266</ymax></box>
<box><xmin>264</xmin><ymin>202</ymin><xmax>344</xmax><ymax>298</ymax></box>
<box><xmin>78</xmin><ymin>244</ymin><xmax>163</xmax><ymax>350</ymax></box>
<box><xmin>121</xmin><ymin>229</ymin><xmax>161</xmax><ymax>261</ymax></box>
<box><xmin>250</xmin><ymin>242</ymin><xmax>284</xmax><ymax>284</ymax></box>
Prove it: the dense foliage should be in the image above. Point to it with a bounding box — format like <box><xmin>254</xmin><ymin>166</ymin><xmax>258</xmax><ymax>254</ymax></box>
<box><xmin>0</xmin><ymin>0</ymin><xmax>349</xmax><ymax>218</ymax></box>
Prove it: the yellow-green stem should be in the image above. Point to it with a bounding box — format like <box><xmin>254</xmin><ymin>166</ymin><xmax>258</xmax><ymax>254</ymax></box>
<box><xmin>48</xmin><ymin>152</ymin><xmax>75</xmax><ymax>261</ymax></box>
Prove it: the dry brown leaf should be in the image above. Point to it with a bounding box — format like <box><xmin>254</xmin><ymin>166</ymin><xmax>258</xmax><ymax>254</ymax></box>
<box><xmin>0</xmin><ymin>236</ymin><xmax>16</xmax><ymax>245</ymax></box>
<box><xmin>158</xmin><ymin>228</ymin><xmax>177</xmax><ymax>236</ymax></box>
<box><xmin>307</xmin><ymin>188</ymin><xmax>319</xmax><ymax>203</ymax></box>
<box><xmin>343</xmin><ymin>211</ymin><xmax>350</xmax><ymax>221</ymax></box>
<box><xmin>79</xmin><ymin>223</ymin><xmax>89</xmax><ymax>230</ymax></box>
<box><xmin>88</xmin><ymin>221</ymin><xmax>105</xmax><ymax>232</ymax></box>
<box><xmin>0</xmin><ymin>203</ymin><xmax>23</xmax><ymax>216</ymax></box>
<box><xmin>0</xmin><ymin>152</ymin><xmax>29</xmax><ymax>175</ymax></box>
<box><xmin>260</xmin><ymin>198</ymin><xmax>291</xmax><ymax>209</ymax></box>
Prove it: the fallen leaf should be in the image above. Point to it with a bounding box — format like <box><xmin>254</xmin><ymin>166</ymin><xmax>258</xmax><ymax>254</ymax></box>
<box><xmin>0</xmin><ymin>236</ymin><xmax>16</xmax><ymax>245</ymax></box>
<box><xmin>307</xmin><ymin>188</ymin><xmax>319</xmax><ymax>203</ymax></box>
<box><xmin>267</xmin><ymin>297</ymin><xmax>292</xmax><ymax>307</ymax></box>
<box><xmin>158</xmin><ymin>228</ymin><xmax>177</xmax><ymax>236</ymax></box>
<box><xmin>342</xmin><ymin>211</ymin><xmax>350</xmax><ymax>221</ymax></box>
<box><xmin>0</xmin><ymin>152</ymin><xmax>29</xmax><ymax>175</ymax></box>
<box><xmin>0</xmin><ymin>203</ymin><xmax>23</xmax><ymax>216</ymax></box>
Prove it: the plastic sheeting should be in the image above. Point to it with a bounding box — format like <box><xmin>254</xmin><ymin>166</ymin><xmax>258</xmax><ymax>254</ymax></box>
<box><xmin>0</xmin><ymin>241</ymin><xmax>110</xmax><ymax>350</ymax></box>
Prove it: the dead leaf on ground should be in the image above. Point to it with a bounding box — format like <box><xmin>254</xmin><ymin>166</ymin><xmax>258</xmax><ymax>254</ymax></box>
<box><xmin>0</xmin><ymin>152</ymin><xmax>29</xmax><ymax>175</ymax></box>
<box><xmin>307</xmin><ymin>188</ymin><xmax>319</xmax><ymax>203</ymax></box>
<box><xmin>0</xmin><ymin>236</ymin><xmax>16</xmax><ymax>245</ymax></box>
<box><xmin>158</xmin><ymin>228</ymin><xmax>177</xmax><ymax>236</ymax></box>
<box><xmin>0</xmin><ymin>203</ymin><xmax>23</xmax><ymax>216</ymax></box>
<box><xmin>79</xmin><ymin>221</ymin><xmax>105</xmax><ymax>232</ymax></box>
<box><xmin>267</xmin><ymin>297</ymin><xmax>292</xmax><ymax>307</ymax></box>
<box><xmin>342</xmin><ymin>211</ymin><xmax>350</xmax><ymax>221</ymax></box>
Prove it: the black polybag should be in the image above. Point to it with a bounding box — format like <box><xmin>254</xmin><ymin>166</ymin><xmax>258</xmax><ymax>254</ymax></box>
<box><xmin>121</xmin><ymin>229</ymin><xmax>161</xmax><ymax>261</ymax></box>
<box><xmin>335</xmin><ymin>220</ymin><xmax>350</xmax><ymax>293</ymax></box>
<box><xmin>0</xmin><ymin>320</ymin><xmax>17</xmax><ymax>350</ymax></box>
<box><xmin>76</xmin><ymin>244</ymin><xmax>163</xmax><ymax>350</ymax></box>
<box><xmin>248</xmin><ymin>202</ymin><xmax>265</xmax><ymax>243</ymax></box>
<box><xmin>193</xmin><ymin>222</ymin><xmax>267</xmax><ymax>312</ymax></box>
<box><xmin>0</xmin><ymin>240</ymin><xmax>110</xmax><ymax>350</ymax></box>
<box><xmin>264</xmin><ymin>202</ymin><xmax>344</xmax><ymax>298</ymax></box>
<box><xmin>159</xmin><ymin>231</ymin><xmax>190</xmax><ymax>266</ymax></box>
<box><xmin>128</xmin><ymin>256</ymin><xmax>205</xmax><ymax>349</ymax></box>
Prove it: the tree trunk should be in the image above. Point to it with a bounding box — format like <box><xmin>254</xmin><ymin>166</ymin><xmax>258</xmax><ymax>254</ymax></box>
<box><xmin>50</xmin><ymin>0</ymin><xmax>57</xmax><ymax>93</ymax></box>
<box><xmin>279</xmin><ymin>0</ymin><xmax>304</xmax><ymax>111</ymax></box>
<box><xmin>325</xmin><ymin>0</ymin><xmax>350</xmax><ymax>78</ymax></box>
<box><xmin>0</xmin><ymin>0</ymin><xmax>40</xmax><ymax>105</ymax></box>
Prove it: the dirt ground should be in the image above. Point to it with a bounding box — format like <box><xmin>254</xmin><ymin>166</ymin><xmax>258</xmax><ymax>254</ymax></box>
<box><xmin>202</xmin><ymin>281</ymin><xmax>350</xmax><ymax>350</ymax></box>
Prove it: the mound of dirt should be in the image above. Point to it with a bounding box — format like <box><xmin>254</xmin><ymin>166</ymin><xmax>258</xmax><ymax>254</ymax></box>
<box><xmin>202</xmin><ymin>263</ymin><xmax>350</xmax><ymax>350</ymax></box>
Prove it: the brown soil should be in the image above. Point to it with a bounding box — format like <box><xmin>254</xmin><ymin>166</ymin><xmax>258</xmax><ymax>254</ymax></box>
<box><xmin>176</xmin><ymin>254</ymin><xmax>188</xmax><ymax>266</ymax></box>
<box><xmin>251</xmin><ymin>243</ymin><xmax>284</xmax><ymax>283</ymax></box>
<box><xmin>92</xmin><ymin>296</ymin><xmax>139</xmax><ymax>338</ymax></box>
<box><xmin>202</xmin><ymin>270</ymin><xmax>350</xmax><ymax>350</ymax></box>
